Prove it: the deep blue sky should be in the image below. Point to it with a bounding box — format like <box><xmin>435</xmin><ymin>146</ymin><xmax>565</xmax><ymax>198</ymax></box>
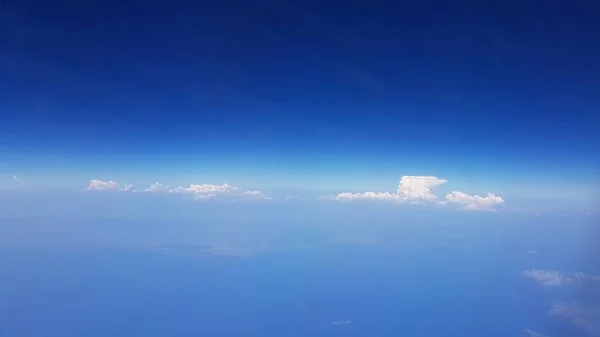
<box><xmin>1</xmin><ymin>0</ymin><xmax>599</xmax><ymax>197</ymax></box>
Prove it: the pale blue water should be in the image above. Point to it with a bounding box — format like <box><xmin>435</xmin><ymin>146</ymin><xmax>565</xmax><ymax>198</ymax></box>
<box><xmin>0</xmin><ymin>246</ymin><xmax>557</xmax><ymax>336</ymax></box>
<box><xmin>0</xmin><ymin>213</ymin><xmax>597</xmax><ymax>337</ymax></box>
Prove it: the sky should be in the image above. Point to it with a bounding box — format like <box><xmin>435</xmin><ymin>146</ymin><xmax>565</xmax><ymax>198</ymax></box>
<box><xmin>1</xmin><ymin>2</ymin><xmax>599</xmax><ymax>336</ymax></box>
<box><xmin>0</xmin><ymin>0</ymin><xmax>599</xmax><ymax>210</ymax></box>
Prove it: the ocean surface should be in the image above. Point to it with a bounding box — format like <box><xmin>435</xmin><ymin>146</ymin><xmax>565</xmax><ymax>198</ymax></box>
<box><xmin>0</xmin><ymin>213</ymin><xmax>597</xmax><ymax>337</ymax></box>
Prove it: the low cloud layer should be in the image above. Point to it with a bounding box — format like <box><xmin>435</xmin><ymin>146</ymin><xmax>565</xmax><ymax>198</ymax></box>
<box><xmin>333</xmin><ymin>175</ymin><xmax>504</xmax><ymax>210</ymax></box>
<box><xmin>85</xmin><ymin>176</ymin><xmax>499</xmax><ymax>207</ymax></box>
<box><xmin>86</xmin><ymin>180</ymin><xmax>271</xmax><ymax>201</ymax></box>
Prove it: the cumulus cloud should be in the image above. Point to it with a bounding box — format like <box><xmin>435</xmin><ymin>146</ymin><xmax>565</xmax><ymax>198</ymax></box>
<box><xmin>444</xmin><ymin>191</ymin><xmax>504</xmax><ymax>210</ymax></box>
<box><xmin>170</xmin><ymin>183</ymin><xmax>235</xmax><ymax>195</ymax></box>
<box><xmin>85</xmin><ymin>180</ymin><xmax>273</xmax><ymax>201</ymax></box>
<box><xmin>86</xmin><ymin>179</ymin><xmax>136</xmax><ymax>192</ymax></box>
<box><xmin>13</xmin><ymin>175</ymin><xmax>22</xmax><ymax>183</ymax></box>
<box><xmin>336</xmin><ymin>176</ymin><xmax>447</xmax><ymax>202</ymax></box>
<box><xmin>333</xmin><ymin>175</ymin><xmax>503</xmax><ymax>210</ymax></box>
<box><xmin>87</xmin><ymin>179</ymin><xmax>119</xmax><ymax>190</ymax></box>
<box><xmin>397</xmin><ymin>176</ymin><xmax>447</xmax><ymax>201</ymax></box>
<box><xmin>522</xmin><ymin>269</ymin><xmax>599</xmax><ymax>287</ymax></box>
<box><xmin>144</xmin><ymin>182</ymin><xmax>169</xmax><ymax>193</ymax></box>
<box><xmin>336</xmin><ymin>191</ymin><xmax>403</xmax><ymax>201</ymax></box>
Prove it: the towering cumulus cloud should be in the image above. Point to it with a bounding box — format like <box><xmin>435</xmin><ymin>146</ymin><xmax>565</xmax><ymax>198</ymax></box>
<box><xmin>336</xmin><ymin>176</ymin><xmax>447</xmax><ymax>202</ymax></box>
<box><xmin>396</xmin><ymin>176</ymin><xmax>447</xmax><ymax>201</ymax></box>
<box><xmin>334</xmin><ymin>175</ymin><xmax>504</xmax><ymax>210</ymax></box>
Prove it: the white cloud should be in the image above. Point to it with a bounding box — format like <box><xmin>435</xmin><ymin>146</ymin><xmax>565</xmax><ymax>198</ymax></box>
<box><xmin>336</xmin><ymin>191</ymin><xmax>403</xmax><ymax>201</ymax></box>
<box><xmin>86</xmin><ymin>179</ymin><xmax>136</xmax><ymax>192</ymax></box>
<box><xmin>87</xmin><ymin>179</ymin><xmax>119</xmax><ymax>190</ymax></box>
<box><xmin>13</xmin><ymin>175</ymin><xmax>22</xmax><ymax>182</ymax></box>
<box><xmin>122</xmin><ymin>184</ymin><xmax>134</xmax><ymax>192</ymax></box>
<box><xmin>526</xmin><ymin>250</ymin><xmax>539</xmax><ymax>254</ymax></box>
<box><xmin>332</xmin><ymin>175</ymin><xmax>504</xmax><ymax>210</ymax></box>
<box><xmin>170</xmin><ymin>183</ymin><xmax>235</xmax><ymax>195</ymax></box>
<box><xmin>243</xmin><ymin>190</ymin><xmax>272</xmax><ymax>199</ymax></box>
<box><xmin>522</xmin><ymin>269</ymin><xmax>599</xmax><ymax>287</ymax></box>
<box><xmin>84</xmin><ymin>180</ymin><xmax>274</xmax><ymax>201</ymax></box>
<box><xmin>445</xmin><ymin>191</ymin><xmax>504</xmax><ymax>210</ymax></box>
<box><xmin>336</xmin><ymin>176</ymin><xmax>447</xmax><ymax>202</ymax></box>
<box><xmin>144</xmin><ymin>182</ymin><xmax>169</xmax><ymax>193</ymax></box>
<box><xmin>397</xmin><ymin>176</ymin><xmax>447</xmax><ymax>201</ymax></box>
<box><xmin>522</xmin><ymin>329</ymin><xmax>549</xmax><ymax>337</ymax></box>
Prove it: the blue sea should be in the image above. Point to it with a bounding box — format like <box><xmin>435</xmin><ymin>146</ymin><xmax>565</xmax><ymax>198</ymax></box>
<box><xmin>0</xmin><ymin>212</ymin><xmax>597</xmax><ymax>337</ymax></box>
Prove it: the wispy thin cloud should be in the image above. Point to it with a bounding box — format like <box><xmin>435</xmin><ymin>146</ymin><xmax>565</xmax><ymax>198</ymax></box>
<box><xmin>331</xmin><ymin>320</ymin><xmax>351</xmax><ymax>325</ymax></box>
<box><xmin>243</xmin><ymin>190</ymin><xmax>272</xmax><ymax>199</ymax></box>
<box><xmin>549</xmin><ymin>302</ymin><xmax>600</xmax><ymax>335</ymax></box>
<box><xmin>522</xmin><ymin>329</ymin><xmax>549</xmax><ymax>337</ymax></box>
<box><xmin>121</xmin><ymin>184</ymin><xmax>134</xmax><ymax>192</ymax></box>
<box><xmin>522</xmin><ymin>269</ymin><xmax>598</xmax><ymax>287</ymax></box>
<box><xmin>524</xmin><ymin>268</ymin><xmax>600</xmax><ymax>334</ymax></box>
<box><xmin>144</xmin><ymin>182</ymin><xmax>169</xmax><ymax>193</ymax></box>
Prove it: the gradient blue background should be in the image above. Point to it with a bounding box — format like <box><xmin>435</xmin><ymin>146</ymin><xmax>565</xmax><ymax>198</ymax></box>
<box><xmin>1</xmin><ymin>1</ymin><xmax>599</xmax><ymax>337</ymax></box>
